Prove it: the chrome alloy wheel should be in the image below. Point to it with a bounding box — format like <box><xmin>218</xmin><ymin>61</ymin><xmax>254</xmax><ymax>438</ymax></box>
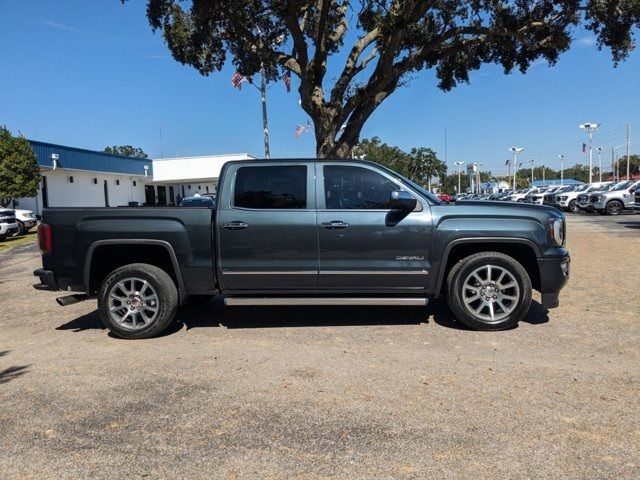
<box><xmin>107</xmin><ymin>277</ymin><xmax>159</xmax><ymax>331</ymax></box>
<box><xmin>461</xmin><ymin>265</ymin><xmax>520</xmax><ymax>322</ymax></box>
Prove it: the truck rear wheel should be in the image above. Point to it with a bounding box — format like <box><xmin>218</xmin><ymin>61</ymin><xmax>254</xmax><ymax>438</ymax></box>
<box><xmin>97</xmin><ymin>263</ymin><xmax>178</xmax><ymax>339</ymax></box>
<box><xmin>446</xmin><ymin>252</ymin><xmax>532</xmax><ymax>330</ymax></box>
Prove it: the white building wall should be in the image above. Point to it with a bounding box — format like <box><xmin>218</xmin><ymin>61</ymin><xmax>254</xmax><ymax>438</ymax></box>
<box><xmin>16</xmin><ymin>169</ymin><xmax>147</xmax><ymax>214</ymax></box>
<box><xmin>152</xmin><ymin>154</ymin><xmax>255</xmax><ymax>184</ymax></box>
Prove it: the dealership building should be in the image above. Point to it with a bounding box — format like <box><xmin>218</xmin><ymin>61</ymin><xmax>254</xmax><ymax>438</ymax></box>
<box><xmin>17</xmin><ymin>140</ymin><xmax>255</xmax><ymax>214</ymax></box>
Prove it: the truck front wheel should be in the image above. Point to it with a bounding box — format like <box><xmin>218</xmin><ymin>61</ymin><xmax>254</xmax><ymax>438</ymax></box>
<box><xmin>446</xmin><ymin>252</ymin><xmax>532</xmax><ymax>330</ymax></box>
<box><xmin>97</xmin><ymin>263</ymin><xmax>178</xmax><ymax>339</ymax></box>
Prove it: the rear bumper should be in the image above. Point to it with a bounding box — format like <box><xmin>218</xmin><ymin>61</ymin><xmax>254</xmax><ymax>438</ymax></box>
<box><xmin>538</xmin><ymin>254</ymin><xmax>570</xmax><ymax>309</ymax></box>
<box><xmin>33</xmin><ymin>268</ymin><xmax>59</xmax><ymax>291</ymax></box>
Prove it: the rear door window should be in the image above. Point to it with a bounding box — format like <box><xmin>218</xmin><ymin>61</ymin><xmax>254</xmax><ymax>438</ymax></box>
<box><xmin>234</xmin><ymin>165</ymin><xmax>307</xmax><ymax>209</ymax></box>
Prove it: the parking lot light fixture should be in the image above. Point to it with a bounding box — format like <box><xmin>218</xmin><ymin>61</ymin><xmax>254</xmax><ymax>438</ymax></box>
<box><xmin>454</xmin><ymin>161</ymin><xmax>465</xmax><ymax>193</ymax></box>
<box><xmin>579</xmin><ymin>122</ymin><xmax>600</xmax><ymax>183</ymax></box>
<box><xmin>558</xmin><ymin>154</ymin><xmax>565</xmax><ymax>185</ymax></box>
<box><xmin>508</xmin><ymin>147</ymin><xmax>524</xmax><ymax>190</ymax></box>
<box><xmin>596</xmin><ymin>147</ymin><xmax>603</xmax><ymax>182</ymax></box>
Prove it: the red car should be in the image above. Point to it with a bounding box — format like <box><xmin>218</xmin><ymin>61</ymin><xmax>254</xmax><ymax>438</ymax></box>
<box><xmin>437</xmin><ymin>194</ymin><xmax>453</xmax><ymax>202</ymax></box>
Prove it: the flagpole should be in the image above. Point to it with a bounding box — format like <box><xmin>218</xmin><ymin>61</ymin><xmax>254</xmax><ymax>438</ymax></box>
<box><xmin>260</xmin><ymin>63</ymin><xmax>271</xmax><ymax>159</ymax></box>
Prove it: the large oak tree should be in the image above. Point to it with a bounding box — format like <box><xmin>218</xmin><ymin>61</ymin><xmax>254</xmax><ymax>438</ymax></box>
<box><xmin>131</xmin><ymin>1</ymin><xmax>640</xmax><ymax>158</ymax></box>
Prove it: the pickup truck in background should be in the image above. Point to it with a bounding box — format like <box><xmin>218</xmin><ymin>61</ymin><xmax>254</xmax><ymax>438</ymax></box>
<box><xmin>590</xmin><ymin>180</ymin><xmax>640</xmax><ymax>215</ymax></box>
<box><xmin>34</xmin><ymin>159</ymin><xmax>570</xmax><ymax>339</ymax></box>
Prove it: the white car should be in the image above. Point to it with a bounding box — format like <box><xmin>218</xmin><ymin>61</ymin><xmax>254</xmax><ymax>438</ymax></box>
<box><xmin>0</xmin><ymin>208</ymin><xmax>19</xmax><ymax>240</ymax></box>
<box><xmin>506</xmin><ymin>188</ymin><xmax>537</xmax><ymax>202</ymax></box>
<box><xmin>12</xmin><ymin>208</ymin><xmax>38</xmax><ymax>236</ymax></box>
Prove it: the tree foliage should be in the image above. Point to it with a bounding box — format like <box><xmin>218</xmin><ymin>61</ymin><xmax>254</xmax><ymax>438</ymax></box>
<box><xmin>103</xmin><ymin>145</ymin><xmax>149</xmax><ymax>158</ymax></box>
<box><xmin>131</xmin><ymin>0</ymin><xmax>640</xmax><ymax>157</ymax></box>
<box><xmin>359</xmin><ymin>136</ymin><xmax>445</xmax><ymax>186</ymax></box>
<box><xmin>0</xmin><ymin>127</ymin><xmax>40</xmax><ymax>202</ymax></box>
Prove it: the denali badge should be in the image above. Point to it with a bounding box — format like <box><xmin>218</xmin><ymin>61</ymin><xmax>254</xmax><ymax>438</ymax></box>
<box><xmin>395</xmin><ymin>256</ymin><xmax>424</xmax><ymax>260</ymax></box>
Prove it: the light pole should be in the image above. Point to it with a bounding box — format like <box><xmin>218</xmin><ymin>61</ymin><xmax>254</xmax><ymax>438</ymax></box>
<box><xmin>476</xmin><ymin>163</ymin><xmax>484</xmax><ymax>193</ymax></box>
<box><xmin>596</xmin><ymin>147</ymin><xmax>603</xmax><ymax>182</ymax></box>
<box><xmin>454</xmin><ymin>161</ymin><xmax>465</xmax><ymax>193</ymax></box>
<box><xmin>612</xmin><ymin>143</ymin><xmax>626</xmax><ymax>181</ymax></box>
<box><xmin>579</xmin><ymin>122</ymin><xmax>600</xmax><ymax>183</ymax></box>
<box><xmin>509</xmin><ymin>147</ymin><xmax>524</xmax><ymax>190</ymax></box>
<box><xmin>558</xmin><ymin>154</ymin><xmax>565</xmax><ymax>185</ymax></box>
<box><xmin>528</xmin><ymin>159</ymin><xmax>535</xmax><ymax>185</ymax></box>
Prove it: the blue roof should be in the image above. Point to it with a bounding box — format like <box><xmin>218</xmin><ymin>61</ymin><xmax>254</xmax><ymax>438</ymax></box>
<box><xmin>532</xmin><ymin>179</ymin><xmax>584</xmax><ymax>186</ymax></box>
<box><xmin>29</xmin><ymin>140</ymin><xmax>152</xmax><ymax>176</ymax></box>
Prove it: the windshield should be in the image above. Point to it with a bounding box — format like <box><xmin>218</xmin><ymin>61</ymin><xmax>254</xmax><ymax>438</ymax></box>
<box><xmin>181</xmin><ymin>197</ymin><xmax>214</xmax><ymax>207</ymax></box>
<box><xmin>574</xmin><ymin>184</ymin><xmax>589</xmax><ymax>191</ymax></box>
<box><xmin>611</xmin><ymin>181</ymin><xmax>633</xmax><ymax>191</ymax></box>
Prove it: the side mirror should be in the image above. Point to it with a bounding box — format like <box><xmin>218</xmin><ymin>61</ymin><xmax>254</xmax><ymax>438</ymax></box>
<box><xmin>390</xmin><ymin>190</ymin><xmax>416</xmax><ymax>212</ymax></box>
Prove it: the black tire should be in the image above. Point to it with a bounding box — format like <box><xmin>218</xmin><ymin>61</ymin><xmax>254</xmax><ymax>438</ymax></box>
<box><xmin>605</xmin><ymin>200</ymin><xmax>624</xmax><ymax>216</ymax></box>
<box><xmin>11</xmin><ymin>221</ymin><xmax>25</xmax><ymax>237</ymax></box>
<box><xmin>97</xmin><ymin>263</ymin><xmax>178</xmax><ymax>339</ymax></box>
<box><xmin>568</xmin><ymin>200</ymin><xmax>579</xmax><ymax>213</ymax></box>
<box><xmin>446</xmin><ymin>251</ymin><xmax>532</xmax><ymax>331</ymax></box>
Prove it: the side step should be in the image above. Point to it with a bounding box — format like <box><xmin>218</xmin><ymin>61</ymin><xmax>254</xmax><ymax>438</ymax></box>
<box><xmin>224</xmin><ymin>297</ymin><xmax>428</xmax><ymax>306</ymax></box>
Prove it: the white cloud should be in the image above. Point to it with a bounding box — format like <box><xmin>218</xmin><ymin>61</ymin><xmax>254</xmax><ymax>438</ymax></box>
<box><xmin>577</xmin><ymin>36</ymin><xmax>596</xmax><ymax>47</ymax></box>
<box><xmin>34</xmin><ymin>19</ymin><xmax>146</xmax><ymax>44</ymax></box>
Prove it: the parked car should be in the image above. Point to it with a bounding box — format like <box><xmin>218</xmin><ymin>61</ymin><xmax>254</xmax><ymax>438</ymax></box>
<box><xmin>33</xmin><ymin>159</ymin><xmax>570</xmax><ymax>338</ymax></box>
<box><xmin>180</xmin><ymin>196</ymin><xmax>216</xmax><ymax>208</ymax></box>
<box><xmin>559</xmin><ymin>182</ymin><xmax>610</xmax><ymax>212</ymax></box>
<box><xmin>577</xmin><ymin>182</ymin><xmax>617</xmax><ymax>212</ymax></box>
<box><xmin>525</xmin><ymin>187</ymin><xmax>552</xmax><ymax>205</ymax></box>
<box><xmin>635</xmin><ymin>186</ymin><xmax>640</xmax><ymax>211</ymax></box>
<box><xmin>437</xmin><ymin>193</ymin><xmax>453</xmax><ymax>203</ymax></box>
<box><xmin>11</xmin><ymin>208</ymin><xmax>38</xmax><ymax>236</ymax></box>
<box><xmin>590</xmin><ymin>180</ymin><xmax>640</xmax><ymax>215</ymax></box>
<box><xmin>0</xmin><ymin>208</ymin><xmax>19</xmax><ymax>240</ymax></box>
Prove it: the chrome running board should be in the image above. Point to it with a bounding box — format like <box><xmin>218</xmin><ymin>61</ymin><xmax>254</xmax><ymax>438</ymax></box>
<box><xmin>224</xmin><ymin>297</ymin><xmax>428</xmax><ymax>306</ymax></box>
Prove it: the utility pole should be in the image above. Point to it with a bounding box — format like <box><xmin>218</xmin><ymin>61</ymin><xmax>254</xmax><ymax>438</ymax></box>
<box><xmin>596</xmin><ymin>147</ymin><xmax>603</xmax><ymax>182</ymax></box>
<box><xmin>626</xmin><ymin>124</ymin><xmax>631</xmax><ymax>181</ymax></box>
<box><xmin>579</xmin><ymin>122</ymin><xmax>600</xmax><ymax>183</ymax></box>
<box><xmin>611</xmin><ymin>147</ymin><xmax>616</xmax><ymax>181</ymax></box>
<box><xmin>559</xmin><ymin>154</ymin><xmax>565</xmax><ymax>185</ymax></box>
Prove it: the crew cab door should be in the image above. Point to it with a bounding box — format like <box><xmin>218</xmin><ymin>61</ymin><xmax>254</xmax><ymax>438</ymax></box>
<box><xmin>216</xmin><ymin>162</ymin><xmax>318</xmax><ymax>291</ymax></box>
<box><xmin>316</xmin><ymin>163</ymin><xmax>432</xmax><ymax>291</ymax></box>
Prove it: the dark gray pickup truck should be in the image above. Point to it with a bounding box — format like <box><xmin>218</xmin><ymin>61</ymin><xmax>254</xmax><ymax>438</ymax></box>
<box><xmin>34</xmin><ymin>159</ymin><xmax>570</xmax><ymax>338</ymax></box>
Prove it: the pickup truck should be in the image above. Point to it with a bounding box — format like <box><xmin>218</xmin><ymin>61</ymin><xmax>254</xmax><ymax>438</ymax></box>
<box><xmin>33</xmin><ymin>159</ymin><xmax>570</xmax><ymax>338</ymax></box>
<box><xmin>590</xmin><ymin>180</ymin><xmax>640</xmax><ymax>215</ymax></box>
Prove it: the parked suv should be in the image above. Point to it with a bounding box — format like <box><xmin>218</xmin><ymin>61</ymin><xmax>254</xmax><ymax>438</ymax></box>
<box><xmin>590</xmin><ymin>180</ymin><xmax>640</xmax><ymax>215</ymax></box>
<box><xmin>0</xmin><ymin>208</ymin><xmax>19</xmax><ymax>240</ymax></box>
<box><xmin>635</xmin><ymin>186</ymin><xmax>640</xmax><ymax>211</ymax></box>
<box><xmin>507</xmin><ymin>188</ymin><xmax>537</xmax><ymax>202</ymax></box>
<box><xmin>12</xmin><ymin>208</ymin><xmax>38</xmax><ymax>236</ymax></box>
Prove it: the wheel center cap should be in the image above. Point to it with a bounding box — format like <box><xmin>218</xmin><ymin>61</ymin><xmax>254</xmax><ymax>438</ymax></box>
<box><xmin>130</xmin><ymin>296</ymin><xmax>142</xmax><ymax>308</ymax></box>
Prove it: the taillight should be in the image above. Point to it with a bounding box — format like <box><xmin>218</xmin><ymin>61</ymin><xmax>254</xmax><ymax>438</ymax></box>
<box><xmin>38</xmin><ymin>223</ymin><xmax>52</xmax><ymax>254</ymax></box>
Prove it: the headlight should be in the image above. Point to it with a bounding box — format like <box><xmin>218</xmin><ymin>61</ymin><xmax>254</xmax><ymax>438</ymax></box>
<box><xmin>597</xmin><ymin>195</ymin><xmax>605</xmax><ymax>202</ymax></box>
<box><xmin>548</xmin><ymin>218</ymin><xmax>565</xmax><ymax>246</ymax></box>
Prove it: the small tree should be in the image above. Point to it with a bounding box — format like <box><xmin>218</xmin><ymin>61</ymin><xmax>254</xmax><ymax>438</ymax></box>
<box><xmin>103</xmin><ymin>145</ymin><xmax>149</xmax><ymax>158</ymax></box>
<box><xmin>0</xmin><ymin>127</ymin><xmax>40</xmax><ymax>205</ymax></box>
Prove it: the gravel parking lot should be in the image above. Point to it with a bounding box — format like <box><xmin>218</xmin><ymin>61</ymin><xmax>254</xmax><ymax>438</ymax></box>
<box><xmin>1</xmin><ymin>213</ymin><xmax>639</xmax><ymax>479</ymax></box>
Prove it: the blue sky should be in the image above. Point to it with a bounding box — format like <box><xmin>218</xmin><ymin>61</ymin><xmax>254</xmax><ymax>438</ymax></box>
<box><xmin>1</xmin><ymin>0</ymin><xmax>638</xmax><ymax>176</ymax></box>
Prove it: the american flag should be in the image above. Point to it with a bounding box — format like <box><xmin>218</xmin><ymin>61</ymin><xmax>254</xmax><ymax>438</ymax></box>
<box><xmin>582</xmin><ymin>142</ymin><xmax>587</xmax><ymax>153</ymax></box>
<box><xmin>282</xmin><ymin>71</ymin><xmax>291</xmax><ymax>92</ymax></box>
<box><xmin>231</xmin><ymin>72</ymin><xmax>248</xmax><ymax>90</ymax></box>
<box><xmin>295</xmin><ymin>120</ymin><xmax>311</xmax><ymax>137</ymax></box>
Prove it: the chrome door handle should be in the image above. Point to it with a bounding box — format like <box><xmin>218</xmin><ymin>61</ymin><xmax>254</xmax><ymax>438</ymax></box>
<box><xmin>222</xmin><ymin>221</ymin><xmax>249</xmax><ymax>230</ymax></box>
<box><xmin>321</xmin><ymin>221</ymin><xmax>349</xmax><ymax>229</ymax></box>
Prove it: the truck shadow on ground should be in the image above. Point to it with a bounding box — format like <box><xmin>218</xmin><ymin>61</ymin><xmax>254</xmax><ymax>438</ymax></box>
<box><xmin>55</xmin><ymin>298</ymin><xmax>548</xmax><ymax>335</ymax></box>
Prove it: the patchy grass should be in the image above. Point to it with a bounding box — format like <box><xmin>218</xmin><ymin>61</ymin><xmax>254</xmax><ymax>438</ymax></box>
<box><xmin>0</xmin><ymin>230</ymin><xmax>37</xmax><ymax>252</ymax></box>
